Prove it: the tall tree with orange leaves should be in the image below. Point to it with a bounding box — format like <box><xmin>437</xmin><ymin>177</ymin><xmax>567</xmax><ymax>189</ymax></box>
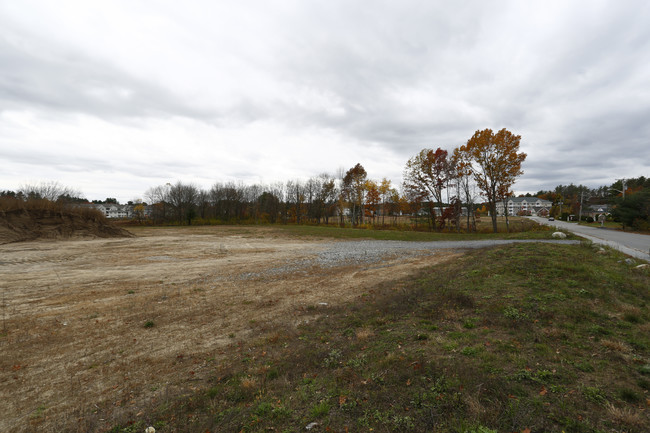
<box><xmin>365</xmin><ymin>180</ymin><xmax>381</xmax><ymax>222</ymax></box>
<box><xmin>464</xmin><ymin>128</ymin><xmax>526</xmax><ymax>233</ymax></box>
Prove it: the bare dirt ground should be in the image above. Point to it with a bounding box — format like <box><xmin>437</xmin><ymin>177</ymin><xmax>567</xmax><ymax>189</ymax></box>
<box><xmin>0</xmin><ymin>226</ymin><xmax>459</xmax><ymax>432</ymax></box>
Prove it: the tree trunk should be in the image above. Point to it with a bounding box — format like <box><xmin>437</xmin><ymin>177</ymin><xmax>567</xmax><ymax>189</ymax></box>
<box><xmin>490</xmin><ymin>201</ymin><xmax>498</xmax><ymax>233</ymax></box>
<box><xmin>503</xmin><ymin>198</ymin><xmax>510</xmax><ymax>233</ymax></box>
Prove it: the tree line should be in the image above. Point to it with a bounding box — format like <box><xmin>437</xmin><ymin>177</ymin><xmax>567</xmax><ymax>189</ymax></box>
<box><xmin>1</xmin><ymin>128</ymin><xmax>529</xmax><ymax>233</ymax></box>
<box><xmin>139</xmin><ymin>128</ymin><xmax>527</xmax><ymax>233</ymax></box>
<box><xmin>6</xmin><ymin>128</ymin><xmax>644</xmax><ymax>232</ymax></box>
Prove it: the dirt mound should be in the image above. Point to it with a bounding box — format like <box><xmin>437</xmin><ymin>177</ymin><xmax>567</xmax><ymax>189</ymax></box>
<box><xmin>0</xmin><ymin>208</ymin><xmax>134</xmax><ymax>244</ymax></box>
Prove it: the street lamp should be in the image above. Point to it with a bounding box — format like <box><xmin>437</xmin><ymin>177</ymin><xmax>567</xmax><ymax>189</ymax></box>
<box><xmin>609</xmin><ymin>179</ymin><xmax>626</xmax><ymax>200</ymax></box>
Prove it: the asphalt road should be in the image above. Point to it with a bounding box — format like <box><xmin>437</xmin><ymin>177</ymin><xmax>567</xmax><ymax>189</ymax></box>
<box><xmin>529</xmin><ymin>216</ymin><xmax>650</xmax><ymax>262</ymax></box>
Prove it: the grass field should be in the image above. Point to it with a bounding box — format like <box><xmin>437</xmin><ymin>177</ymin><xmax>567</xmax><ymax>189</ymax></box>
<box><xmin>109</xmin><ymin>240</ymin><xmax>649</xmax><ymax>433</ymax></box>
<box><xmin>273</xmin><ymin>219</ymin><xmax>561</xmax><ymax>241</ymax></box>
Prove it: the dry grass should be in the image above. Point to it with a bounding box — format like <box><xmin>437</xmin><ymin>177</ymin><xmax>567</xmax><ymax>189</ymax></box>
<box><xmin>601</xmin><ymin>339</ymin><xmax>632</xmax><ymax>353</ymax></box>
<box><xmin>355</xmin><ymin>327</ymin><xmax>375</xmax><ymax>340</ymax></box>
<box><xmin>0</xmin><ymin>226</ymin><xmax>455</xmax><ymax>432</ymax></box>
<box><xmin>605</xmin><ymin>402</ymin><xmax>646</xmax><ymax>428</ymax></box>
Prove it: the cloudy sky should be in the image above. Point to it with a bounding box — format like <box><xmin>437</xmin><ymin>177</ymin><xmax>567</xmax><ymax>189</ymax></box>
<box><xmin>1</xmin><ymin>0</ymin><xmax>649</xmax><ymax>202</ymax></box>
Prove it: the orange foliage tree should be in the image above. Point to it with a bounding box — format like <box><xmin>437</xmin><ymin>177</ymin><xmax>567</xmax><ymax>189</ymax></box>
<box><xmin>365</xmin><ymin>180</ymin><xmax>381</xmax><ymax>222</ymax></box>
<box><xmin>464</xmin><ymin>128</ymin><xmax>526</xmax><ymax>233</ymax></box>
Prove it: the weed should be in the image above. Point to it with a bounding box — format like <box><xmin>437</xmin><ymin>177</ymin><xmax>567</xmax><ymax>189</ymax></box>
<box><xmin>207</xmin><ymin>387</ymin><xmax>220</xmax><ymax>399</ymax></box>
<box><xmin>618</xmin><ymin>388</ymin><xmax>641</xmax><ymax>403</ymax></box>
<box><xmin>588</xmin><ymin>324</ymin><xmax>611</xmax><ymax>335</ymax></box>
<box><xmin>108</xmin><ymin>421</ymin><xmax>145</xmax><ymax>433</ymax></box>
<box><xmin>272</xmin><ymin>405</ymin><xmax>292</xmax><ymax>419</ymax></box>
<box><xmin>463</xmin><ymin>318</ymin><xmax>477</xmax><ymax>329</ymax></box>
<box><xmin>582</xmin><ymin>386</ymin><xmax>607</xmax><ymax>404</ymax></box>
<box><xmin>254</xmin><ymin>401</ymin><xmax>273</xmax><ymax>417</ymax></box>
<box><xmin>503</xmin><ymin>306</ymin><xmax>528</xmax><ymax>321</ymax></box>
<box><xmin>575</xmin><ymin>361</ymin><xmax>595</xmax><ymax>372</ymax></box>
<box><xmin>309</xmin><ymin>401</ymin><xmax>330</xmax><ymax>418</ymax></box>
<box><xmin>464</xmin><ymin>426</ymin><xmax>498</xmax><ymax>433</ymax></box>
<box><xmin>323</xmin><ymin>349</ymin><xmax>343</xmax><ymax>368</ymax></box>
<box><xmin>637</xmin><ymin>378</ymin><xmax>650</xmax><ymax>390</ymax></box>
<box><xmin>143</xmin><ymin>320</ymin><xmax>155</xmax><ymax>328</ymax></box>
<box><xmin>346</xmin><ymin>354</ymin><xmax>367</xmax><ymax>369</ymax></box>
<box><xmin>30</xmin><ymin>405</ymin><xmax>46</xmax><ymax>419</ymax></box>
<box><xmin>391</xmin><ymin>414</ymin><xmax>415</xmax><ymax>429</ymax></box>
<box><xmin>461</xmin><ymin>346</ymin><xmax>481</xmax><ymax>357</ymax></box>
<box><xmin>624</xmin><ymin>313</ymin><xmax>642</xmax><ymax>323</ymax></box>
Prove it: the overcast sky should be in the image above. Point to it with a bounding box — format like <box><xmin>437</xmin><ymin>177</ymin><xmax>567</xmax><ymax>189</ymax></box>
<box><xmin>1</xmin><ymin>0</ymin><xmax>649</xmax><ymax>202</ymax></box>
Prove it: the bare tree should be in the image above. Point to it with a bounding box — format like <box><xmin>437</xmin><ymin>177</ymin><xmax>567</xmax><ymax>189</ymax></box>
<box><xmin>167</xmin><ymin>181</ymin><xmax>199</xmax><ymax>224</ymax></box>
<box><xmin>452</xmin><ymin>146</ymin><xmax>477</xmax><ymax>232</ymax></box>
<box><xmin>19</xmin><ymin>181</ymin><xmax>82</xmax><ymax>202</ymax></box>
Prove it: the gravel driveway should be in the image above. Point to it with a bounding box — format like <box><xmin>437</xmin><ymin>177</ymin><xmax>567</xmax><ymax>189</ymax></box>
<box><xmin>240</xmin><ymin>239</ymin><xmax>581</xmax><ymax>279</ymax></box>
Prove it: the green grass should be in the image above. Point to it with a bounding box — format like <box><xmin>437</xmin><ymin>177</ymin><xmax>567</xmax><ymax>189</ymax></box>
<box><xmin>120</xmin><ymin>242</ymin><xmax>649</xmax><ymax>432</ymax></box>
<box><xmin>577</xmin><ymin>221</ymin><xmax>623</xmax><ymax>230</ymax></box>
<box><xmin>273</xmin><ymin>221</ymin><xmax>561</xmax><ymax>241</ymax></box>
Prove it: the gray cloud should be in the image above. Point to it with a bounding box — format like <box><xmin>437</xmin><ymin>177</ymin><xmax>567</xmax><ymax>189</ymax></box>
<box><xmin>0</xmin><ymin>1</ymin><xmax>648</xmax><ymax>201</ymax></box>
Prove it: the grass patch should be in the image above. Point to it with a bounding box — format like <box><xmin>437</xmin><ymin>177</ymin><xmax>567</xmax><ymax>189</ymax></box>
<box><xmin>134</xmin><ymin>242</ymin><xmax>650</xmax><ymax>432</ymax></box>
<box><xmin>273</xmin><ymin>220</ymin><xmax>560</xmax><ymax>241</ymax></box>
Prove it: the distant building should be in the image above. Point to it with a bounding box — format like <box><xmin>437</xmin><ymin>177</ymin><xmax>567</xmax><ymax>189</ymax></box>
<box><xmin>585</xmin><ymin>204</ymin><xmax>611</xmax><ymax>220</ymax></box>
<box><xmin>495</xmin><ymin>197</ymin><xmax>552</xmax><ymax>216</ymax></box>
<box><xmin>94</xmin><ymin>203</ymin><xmax>134</xmax><ymax>218</ymax></box>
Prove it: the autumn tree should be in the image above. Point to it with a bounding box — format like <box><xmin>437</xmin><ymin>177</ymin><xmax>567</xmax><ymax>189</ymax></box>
<box><xmin>365</xmin><ymin>180</ymin><xmax>381</xmax><ymax>222</ymax></box>
<box><xmin>465</xmin><ymin>128</ymin><xmax>526</xmax><ymax>233</ymax></box>
<box><xmin>342</xmin><ymin>163</ymin><xmax>368</xmax><ymax>226</ymax></box>
<box><xmin>403</xmin><ymin>148</ymin><xmax>452</xmax><ymax>231</ymax></box>
<box><xmin>451</xmin><ymin>146</ymin><xmax>477</xmax><ymax>232</ymax></box>
<box><xmin>132</xmin><ymin>200</ymin><xmax>146</xmax><ymax>224</ymax></box>
<box><xmin>378</xmin><ymin>178</ymin><xmax>392</xmax><ymax>225</ymax></box>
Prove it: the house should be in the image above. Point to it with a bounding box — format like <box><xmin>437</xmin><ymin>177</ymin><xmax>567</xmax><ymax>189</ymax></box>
<box><xmin>94</xmin><ymin>203</ymin><xmax>134</xmax><ymax>219</ymax></box>
<box><xmin>495</xmin><ymin>197</ymin><xmax>553</xmax><ymax>216</ymax></box>
<box><xmin>585</xmin><ymin>204</ymin><xmax>610</xmax><ymax>220</ymax></box>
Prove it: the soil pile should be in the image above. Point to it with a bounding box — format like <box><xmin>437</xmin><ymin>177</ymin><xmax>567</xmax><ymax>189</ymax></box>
<box><xmin>0</xmin><ymin>208</ymin><xmax>134</xmax><ymax>244</ymax></box>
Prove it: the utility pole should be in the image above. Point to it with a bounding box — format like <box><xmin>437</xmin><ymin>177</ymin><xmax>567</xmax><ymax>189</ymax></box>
<box><xmin>578</xmin><ymin>189</ymin><xmax>591</xmax><ymax>223</ymax></box>
<box><xmin>578</xmin><ymin>190</ymin><xmax>584</xmax><ymax>223</ymax></box>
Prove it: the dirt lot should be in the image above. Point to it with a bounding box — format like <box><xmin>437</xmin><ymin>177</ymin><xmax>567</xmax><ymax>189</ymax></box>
<box><xmin>0</xmin><ymin>226</ymin><xmax>458</xmax><ymax>432</ymax></box>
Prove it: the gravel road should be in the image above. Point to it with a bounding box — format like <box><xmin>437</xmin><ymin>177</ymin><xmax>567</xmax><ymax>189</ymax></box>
<box><xmin>239</xmin><ymin>239</ymin><xmax>580</xmax><ymax>279</ymax></box>
<box><xmin>314</xmin><ymin>239</ymin><xmax>580</xmax><ymax>266</ymax></box>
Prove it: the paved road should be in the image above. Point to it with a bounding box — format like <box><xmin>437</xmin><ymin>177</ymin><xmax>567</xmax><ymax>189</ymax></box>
<box><xmin>529</xmin><ymin>216</ymin><xmax>650</xmax><ymax>262</ymax></box>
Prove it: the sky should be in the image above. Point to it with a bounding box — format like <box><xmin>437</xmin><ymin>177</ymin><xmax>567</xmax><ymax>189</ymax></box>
<box><xmin>1</xmin><ymin>0</ymin><xmax>649</xmax><ymax>203</ymax></box>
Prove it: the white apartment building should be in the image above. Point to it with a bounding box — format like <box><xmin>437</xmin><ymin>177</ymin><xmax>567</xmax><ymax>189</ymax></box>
<box><xmin>495</xmin><ymin>197</ymin><xmax>552</xmax><ymax>216</ymax></box>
